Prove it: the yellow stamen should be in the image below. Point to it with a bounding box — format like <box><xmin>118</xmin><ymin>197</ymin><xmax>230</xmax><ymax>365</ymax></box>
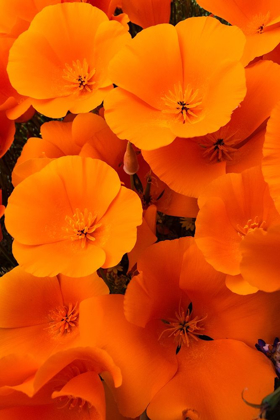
<box><xmin>162</xmin><ymin>84</ymin><xmax>203</xmax><ymax>124</ymax></box>
<box><xmin>199</xmin><ymin>133</ymin><xmax>239</xmax><ymax>163</ymax></box>
<box><xmin>63</xmin><ymin>208</ymin><xmax>101</xmax><ymax>248</ymax></box>
<box><xmin>48</xmin><ymin>302</ymin><xmax>79</xmax><ymax>336</ymax></box>
<box><xmin>62</xmin><ymin>59</ymin><xmax>95</xmax><ymax>94</ymax></box>
<box><xmin>237</xmin><ymin>216</ymin><xmax>266</xmax><ymax>238</ymax></box>
<box><xmin>159</xmin><ymin>303</ymin><xmax>207</xmax><ymax>349</ymax></box>
<box><xmin>245</xmin><ymin>12</ymin><xmax>271</xmax><ymax>35</ymax></box>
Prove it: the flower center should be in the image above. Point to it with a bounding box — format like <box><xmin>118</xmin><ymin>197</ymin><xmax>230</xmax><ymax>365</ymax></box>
<box><xmin>182</xmin><ymin>409</ymin><xmax>200</xmax><ymax>420</ymax></box>
<box><xmin>63</xmin><ymin>208</ymin><xmax>101</xmax><ymax>249</ymax></box>
<box><xmin>54</xmin><ymin>362</ymin><xmax>93</xmax><ymax>411</ymax></box>
<box><xmin>159</xmin><ymin>303</ymin><xmax>207</xmax><ymax>351</ymax></box>
<box><xmin>199</xmin><ymin>134</ymin><xmax>238</xmax><ymax>163</ymax></box>
<box><xmin>58</xmin><ymin>395</ymin><xmax>92</xmax><ymax>411</ymax></box>
<box><xmin>236</xmin><ymin>216</ymin><xmax>266</xmax><ymax>238</ymax></box>
<box><xmin>162</xmin><ymin>84</ymin><xmax>203</xmax><ymax>124</ymax></box>
<box><xmin>62</xmin><ymin>59</ymin><xmax>95</xmax><ymax>94</ymax></box>
<box><xmin>245</xmin><ymin>12</ymin><xmax>271</xmax><ymax>35</ymax></box>
<box><xmin>48</xmin><ymin>302</ymin><xmax>79</xmax><ymax>336</ymax></box>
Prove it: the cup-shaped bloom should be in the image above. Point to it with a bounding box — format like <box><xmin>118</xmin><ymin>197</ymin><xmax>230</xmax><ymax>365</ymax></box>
<box><xmin>195</xmin><ymin>166</ymin><xmax>280</xmax><ymax>294</ymax></box>
<box><xmin>79</xmin><ymin>238</ymin><xmax>280</xmax><ymax>419</ymax></box>
<box><xmin>12</xmin><ymin>113</ymin><xmax>126</xmax><ymax>186</ymax></box>
<box><xmin>5</xmin><ymin>156</ymin><xmax>142</xmax><ymax>277</ymax></box>
<box><xmin>0</xmin><ymin>347</ymin><xmax>122</xmax><ymax>420</ymax></box>
<box><xmin>143</xmin><ymin>60</ymin><xmax>280</xmax><ymax>197</ymax></box>
<box><xmin>7</xmin><ymin>3</ymin><xmax>130</xmax><ymax>118</ymax></box>
<box><xmin>197</xmin><ymin>0</ymin><xmax>280</xmax><ymax>65</ymax></box>
<box><xmin>0</xmin><ymin>266</ymin><xmax>108</xmax><ymax>362</ymax></box>
<box><xmin>11</xmin><ymin>112</ymin><xmax>198</xmax><ymax>219</ymax></box>
<box><xmin>104</xmin><ymin>16</ymin><xmax>246</xmax><ymax>150</ymax></box>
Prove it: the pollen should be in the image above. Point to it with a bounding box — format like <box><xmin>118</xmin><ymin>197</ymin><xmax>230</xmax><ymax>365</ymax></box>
<box><xmin>62</xmin><ymin>59</ymin><xmax>95</xmax><ymax>93</ymax></box>
<box><xmin>58</xmin><ymin>395</ymin><xmax>92</xmax><ymax>411</ymax></box>
<box><xmin>237</xmin><ymin>216</ymin><xmax>266</xmax><ymax>238</ymax></box>
<box><xmin>63</xmin><ymin>208</ymin><xmax>101</xmax><ymax>249</ymax></box>
<box><xmin>162</xmin><ymin>84</ymin><xmax>203</xmax><ymax>124</ymax></box>
<box><xmin>245</xmin><ymin>12</ymin><xmax>271</xmax><ymax>35</ymax></box>
<box><xmin>48</xmin><ymin>302</ymin><xmax>79</xmax><ymax>336</ymax></box>
<box><xmin>159</xmin><ymin>303</ymin><xmax>207</xmax><ymax>349</ymax></box>
<box><xmin>199</xmin><ymin>133</ymin><xmax>238</xmax><ymax>163</ymax></box>
<box><xmin>55</xmin><ymin>361</ymin><xmax>93</xmax><ymax>411</ymax></box>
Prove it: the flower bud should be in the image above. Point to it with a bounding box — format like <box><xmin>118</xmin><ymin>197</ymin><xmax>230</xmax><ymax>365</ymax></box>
<box><xmin>123</xmin><ymin>141</ymin><xmax>139</xmax><ymax>175</ymax></box>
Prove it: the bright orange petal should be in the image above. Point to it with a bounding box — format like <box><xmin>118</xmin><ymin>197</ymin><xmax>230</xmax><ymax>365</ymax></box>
<box><xmin>93</xmin><ymin>20</ymin><xmax>130</xmax><ymax>88</ymax></box>
<box><xmin>143</xmin><ymin>137</ymin><xmax>226</xmax><ymax>198</ymax></box>
<box><xmin>104</xmin><ymin>88</ymin><xmax>175</xmax><ymax>150</ymax></box>
<box><xmin>240</xmin><ymin>225</ymin><xmax>280</xmax><ymax>292</ymax></box>
<box><xmin>79</xmin><ymin>295</ymin><xmax>178</xmax><ymax>418</ymax></box>
<box><xmin>262</xmin><ymin>101</ymin><xmax>280</xmax><ymax>214</ymax></box>
<box><xmin>95</xmin><ymin>187</ymin><xmax>142</xmax><ymax>268</ymax></box>
<box><xmin>196</xmin><ymin>167</ymin><xmax>280</xmax><ymax>276</ymax></box>
<box><xmin>227</xmin><ymin>60</ymin><xmax>280</xmax><ymax>143</ymax></box>
<box><xmin>179</xmin><ymin>241</ymin><xmax>280</xmax><ymax>346</ymax></box>
<box><xmin>0</xmin><ymin>111</ymin><xmax>15</xmax><ymax>158</ymax></box>
<box><xmin>147</xmin><ymin>339</ymin><xmax>275</xmax><ymax>420</ymax></box>
<box><xmin>12</xmin><ymin>239</ymin><xmax>106</xmax><ymax>277</ymax></box>
<box><xmin>7</xmin><ymin>4</ymin><xmax>108</xmax><ymax>99</ymax></box>
<box><xmin>59</xmin><ymin>272</ymin><xmax>109</xmax><ymax>303</ymax></box>
<box><xmin>196</xmin><ymin>197</ymin><xmax>242</xmax><ymax>275</ymax></box>
<box><xmin>0</xmin><ymin>266</ymin><xmax>62</xmax><ymax>327</ymax></box>
<box><xmin>52</xmin><ymin>371</ymin><xmax>106</xmax><ymax>419</ymax></box>
<box><xmin>108</xmin><ymin>24</ymin><xmax>183</xmax><ymax>110</ymax></box>
<box><xmin>225</xmin><ymin>273</ymin><xmax>259</xmax><ymax>295</ymax></box>
<box><xmin>121</xmin><ymin>0</ymin><xmax>171</xmax><ymax>28</ymax></box>
<box><xmin>33</xmin><ymin>347</ymin><xmax>121</xmax><ymax>395</ymax></box>
<box><xmin>124</xmin><ymin>238</ymin><xmax>192</xmax><ymax>327</ymax></box>
<box><xmin>127</xmin><ymin>205</ymin><xmax>157</xmax><ymax>272</ymax></box>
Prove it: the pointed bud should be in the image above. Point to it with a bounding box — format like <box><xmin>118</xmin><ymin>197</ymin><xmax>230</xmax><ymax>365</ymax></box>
<box><xmin>123</xmin><ymin>141</ymin><xmax>139</xmax><ymax>175</ymax></box>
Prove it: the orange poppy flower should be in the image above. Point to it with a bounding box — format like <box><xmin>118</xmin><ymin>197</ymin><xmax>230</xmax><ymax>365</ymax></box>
<box><xmin>5</xmin><ymin>156</ymin><xmax>142</xmax><ymax>277</ymax></box>
<box><xmin>0</xmin><ymin>347</ymin><xmax>123</xmax><ymax>420</ymax></box>
<box><xmin>195</xmin><ymin>166</ymin><xmax>280</xmax><ymax>294</ymax></box>
<box><xmin>104</xmin><ymin>16</ymin><xmax>246</xmax><ymax>150</ymax></box>
<box><xmin>196</xmin><ymin>0</ymin><xmax>280</xmax><ymax>66</ymax></box>
<box><xmin>12</xmin><ymin>112</ymin><xmax>198</xmax><ymax>218</ymax></box>
<box><xmin>120</xmin><ymin>0</ymin><xmax>172</xmax><ymax>28</ymax></box>
<box><xmin>79</xmin><ymin>238</ymin><xmax>279</xmax><ymax>419</ymax></box>
<box><xmin>7</xmin><ymin>3</ymin><xmax>130</xmax><ymax>118</ymax></box>
<box><xmin>142</xmin><ymin>60</ymin><xmax>280</xmax><ymax>198</ymax></box>
<box><xmin>0</xmin><ymin>266</ymin><xmax>108</xmax><ymax>362</ymax></box>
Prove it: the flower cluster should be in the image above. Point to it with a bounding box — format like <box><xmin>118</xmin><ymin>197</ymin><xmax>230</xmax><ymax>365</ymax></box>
<box><xmin>0</xmin><ymin>0</ymin><xmax>280</xmax><ymax>419</ymax></box>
